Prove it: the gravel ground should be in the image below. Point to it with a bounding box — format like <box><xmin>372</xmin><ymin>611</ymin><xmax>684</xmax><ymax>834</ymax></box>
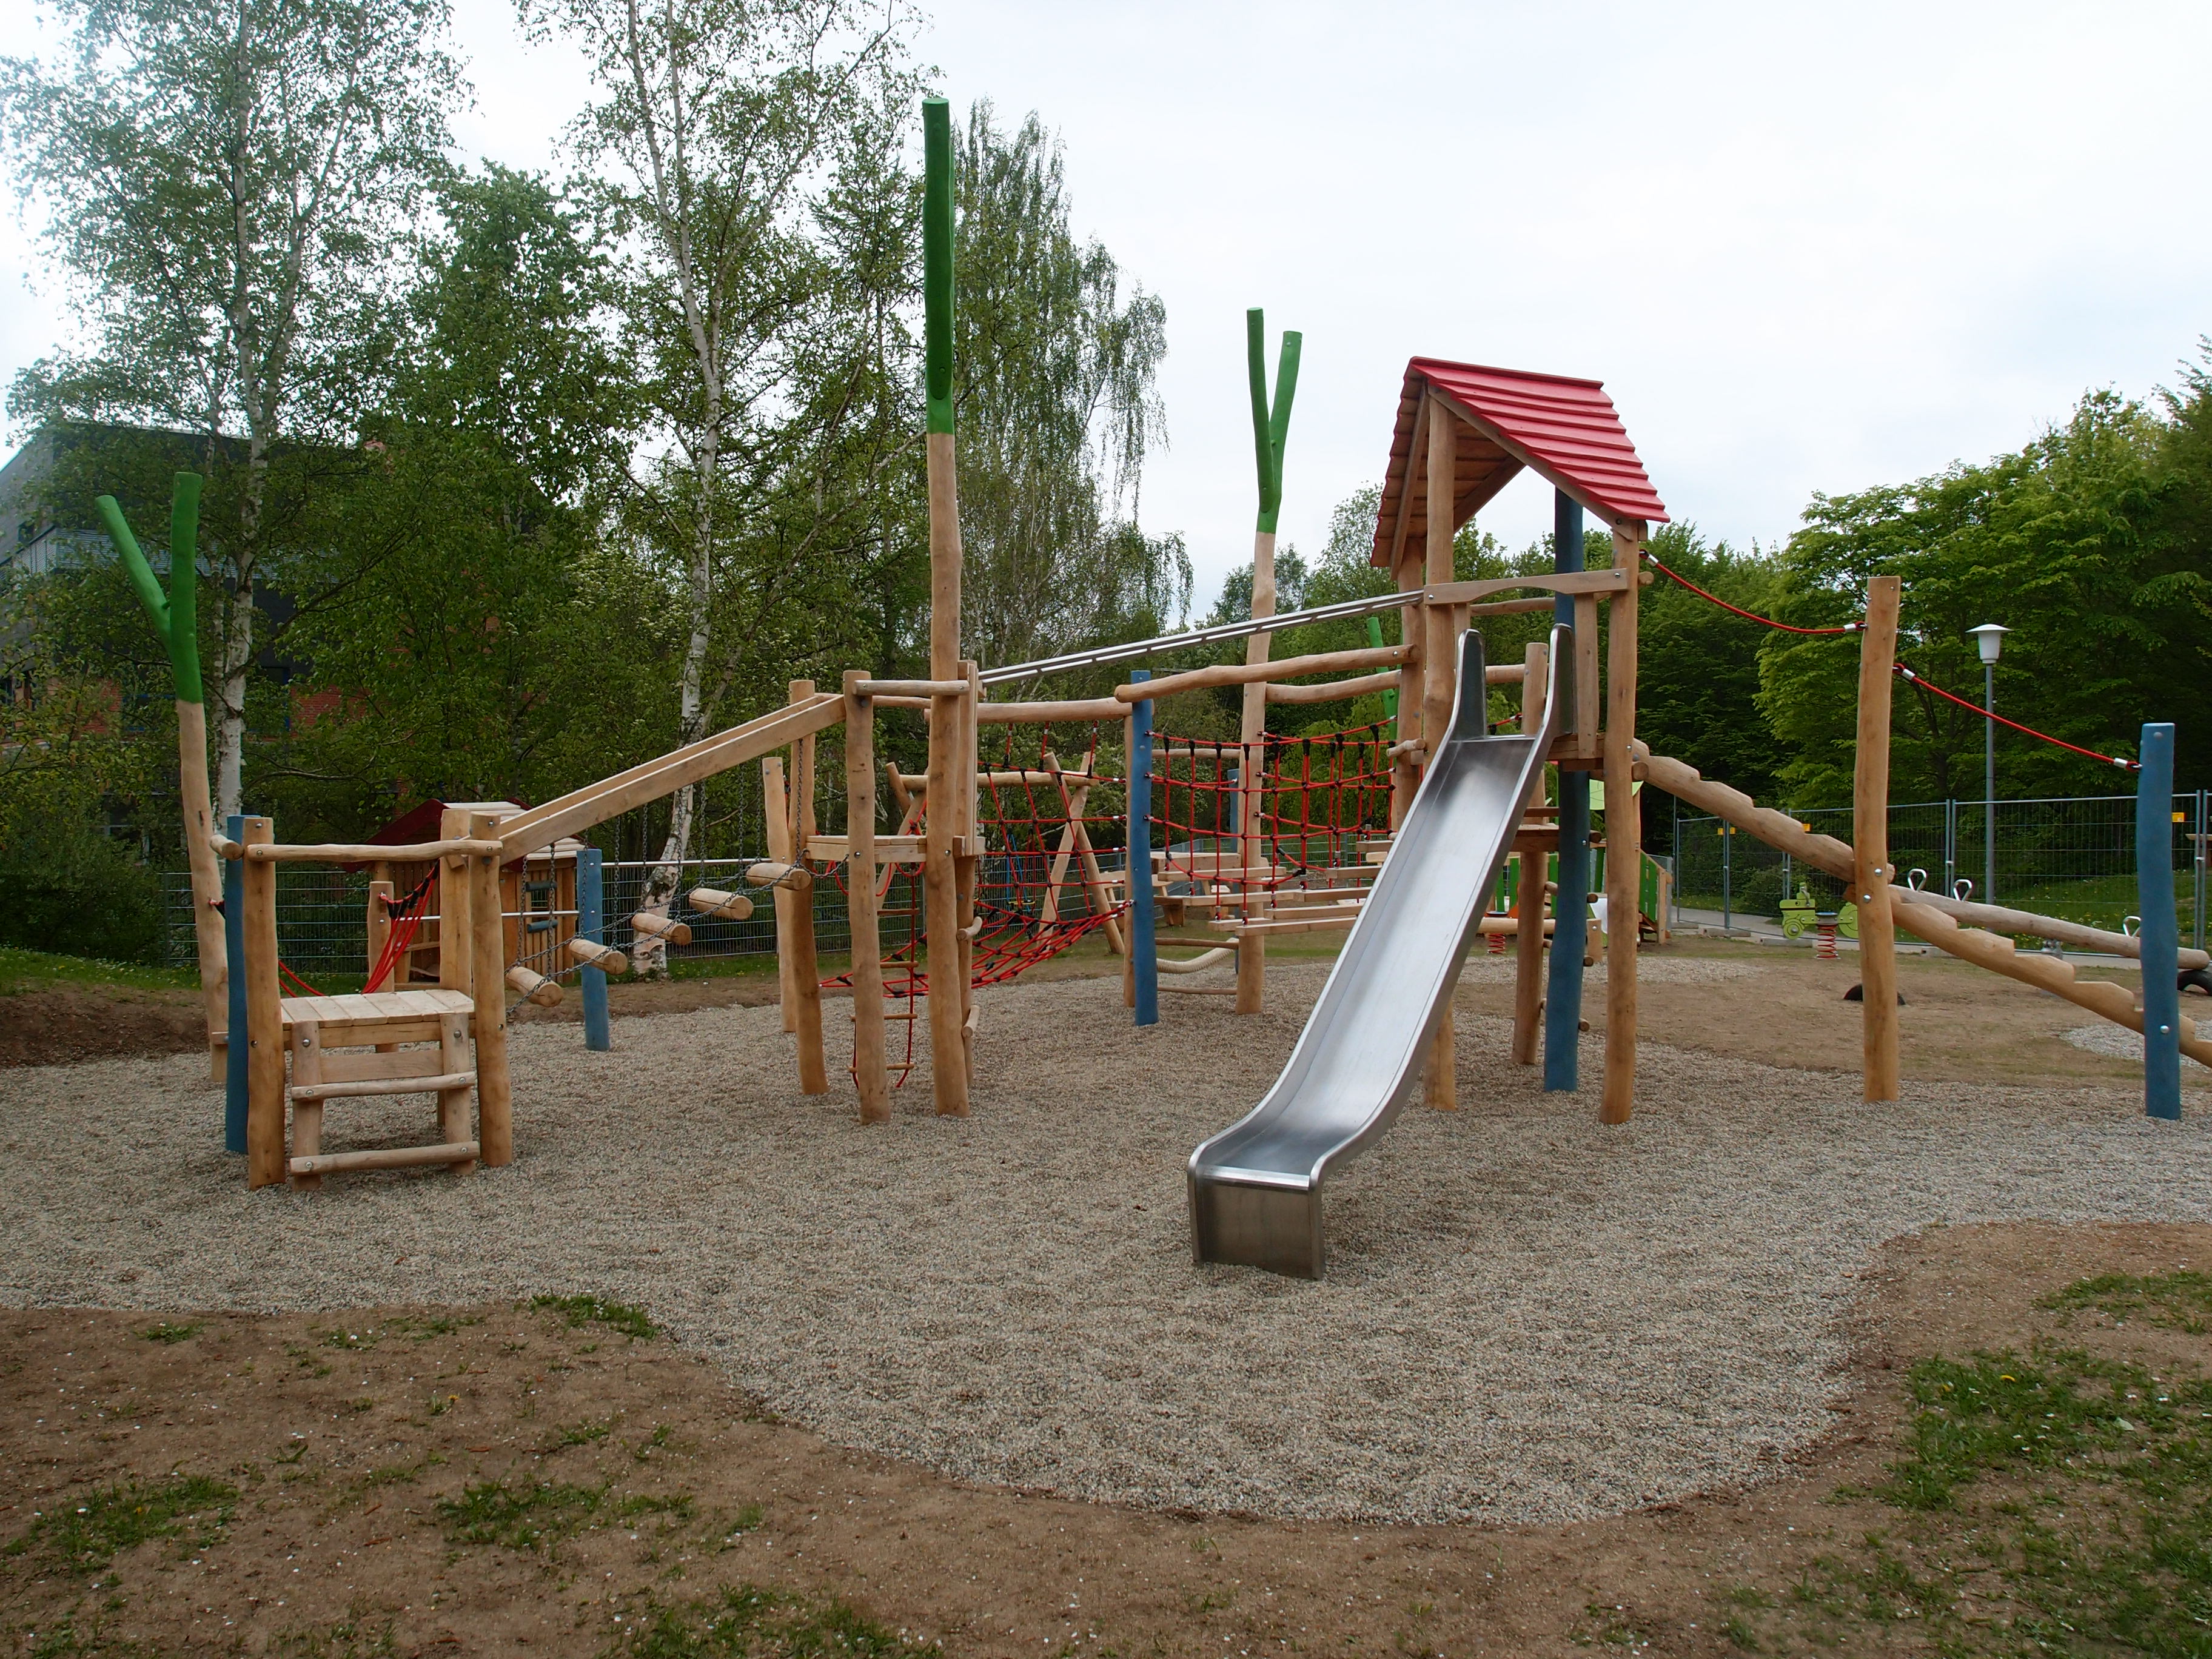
<box><xmin>2060</xmin><ymin>1022</ymin><xmax>2209</xmax><ymax>1067</ymax></box>
<box><xmin>4</xmin><ymin>962</ymin><xmax>2208</xmax><ymax>1527</ymax></box>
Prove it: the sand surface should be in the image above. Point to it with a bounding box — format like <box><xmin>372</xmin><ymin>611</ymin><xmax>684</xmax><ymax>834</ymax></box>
<box><xmin>4</xmin><ymin>960</ymin><xmax>2208</xmax><ymax>1526</ymax></box>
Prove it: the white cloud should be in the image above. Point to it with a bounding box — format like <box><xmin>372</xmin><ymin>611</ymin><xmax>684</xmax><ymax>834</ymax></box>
<box><xmin>4</xmin><ymin>0</ymin><xmax>2204</xmax><ymax>612</ymax></box>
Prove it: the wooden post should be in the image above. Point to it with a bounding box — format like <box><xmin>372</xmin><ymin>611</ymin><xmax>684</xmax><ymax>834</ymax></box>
<box><xmin>1236</xmin><ymin>529</ymin><xmax>1273</xmax><ymax>1015</ymax></box>
<box><xmin>1601</xmin><ymin>521</ymin><xmax>1646</xmax><ymax>1125</ymax></box>
<box><xmin>1512</xmin><ymin>640</ymin><xmax>1549</xmax><ymax>1065</ymax></box>
<box><xmin>1423</xmin><ymin>395</ymin><xmax>1458</xmax><ymax>1110</ymax></box>
<box><xmin>467</xmin><ymin>811</ymin><xmax>514</xmax><ymax>1167</ymax></box>
<box><xmin>788</xmin><ymin>680</ymin><xmax>828</xmax><ymax>1095</ymax></box>
<box><xmin>763</xmin><ymin>757</ymin><xmax>799</xmax><ymax>1032</ymax></box>
<box><xmin>957</xmin><ymin>660</ymin><xmax>981</xmax><ymax>1085</ymax></box>
<box><xmin>925</xmin><ymin>679</ymin><xmax>968</xmax><ymax>1114</ymax></box>
<box><xmin>366</xmin><ymin>878</ymin><xmax>393</xmax><ymax>982</ymax></box>
<box><xmin>287</xmin><ymin>1019</ymin><xmax>323</xmax><ymax>1191</ymax></box>
<box><xmin>1854</xmin><ymin>572</ymin><xmax>1902</xmax><ymax>1103</ymax></box>
<box><xmin>437</xmin><ymin>806</ymin><xmax>472</xmax><ymax>995</ymax></box>
<box><xmin>438</xmin><ymin>1008</ymin><xmax>475</xmax><ymax>1173</ymax></box>
<box><xmin>845</xmin><ymin>672</ymin><xmax>889</xmax><ymax>1122</ymax></box>
<box><xmin>240</xmin><ymin>816</ymin><xmax>284</xmax><ymax>1189</ymax></box>
<box><xmin>176</xmin><ymin>698</ymin><xmax>228</xmax><ymax>1081</ymax></box>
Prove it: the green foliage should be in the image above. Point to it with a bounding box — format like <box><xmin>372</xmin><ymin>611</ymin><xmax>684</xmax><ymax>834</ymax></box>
<box><xmin>435</xmin><ymin>1478</ymin><xmax>602</xmax><ymax>1550</ymax></box>
<box><xmin>1762</xmin><ymin>379</ymin><xmax>2212</xmax><ymax>803</ymax></box>
<box><xmin>0</xmin><ymin>784</ymin><xmax>169</xmax><ymax>964</ymax></box>
<box><xmin>1877</xmin><ymin>1350</ymin><xmax>2125</xmax><ymax>1510</ymax></box>
<box><xmin>532</xmin><ymin>1294</ymin><xmax>660</xmax><ymax>1340</ymax></box>
<box><xmin>603</xmin><ymin>1585</ymin><xmax>939</xmax><ymax>1658</ymax></box>
<box><xmin>953</xmin><ymin>100</ymin><xmax>1184</xmax><ymax>672</ymax></box>
<box><xmin>8</xmin><ymin>1475</ymin><xmax>235</xmax><ymax>1573</ymax></box>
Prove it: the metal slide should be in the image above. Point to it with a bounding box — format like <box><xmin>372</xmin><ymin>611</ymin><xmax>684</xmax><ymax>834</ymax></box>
<box><xmin>1187</xmin><ymin>624</ymin><xmax>1572</xmax><ymax>1278</ymax></box>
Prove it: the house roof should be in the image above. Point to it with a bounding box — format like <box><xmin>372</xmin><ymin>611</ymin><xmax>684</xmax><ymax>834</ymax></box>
<box><xmin>1370</xmin><ymin>358</ymin><xmax>1669</xmax><ymax>569</ymax></box>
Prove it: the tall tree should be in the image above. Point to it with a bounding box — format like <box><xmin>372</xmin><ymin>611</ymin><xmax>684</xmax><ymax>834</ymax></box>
<box><xmin>0</xmin><ymin>0</ymin><xmax>464</xmax><ymax>819</ymax></box>
<box><xmin>523</xmin><ymin>0</ymin><xmax>919</xmax><ymax>962</ymax></box>
<box><xmin>953</xmin><ymin>101</ymin><xmax>1183</xmax><ymax>671</ymax></box>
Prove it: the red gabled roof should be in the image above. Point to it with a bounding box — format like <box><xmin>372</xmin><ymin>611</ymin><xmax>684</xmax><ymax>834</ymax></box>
<box><xmin>1370</xmin><ymin>358</ymin><xmax>1668</xmax><ymax>569</ymax></box>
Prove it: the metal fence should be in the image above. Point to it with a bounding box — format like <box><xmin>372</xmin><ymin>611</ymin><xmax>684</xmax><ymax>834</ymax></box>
<box><xmin>1669</xmin><ymin>791</ymin><xmax>2211</xmax><ymax>948</ymax></box>
<box><xmin>164</xmin><ymin>847</ymin><xmax>1141</xmax><ymax>982</ymax></box>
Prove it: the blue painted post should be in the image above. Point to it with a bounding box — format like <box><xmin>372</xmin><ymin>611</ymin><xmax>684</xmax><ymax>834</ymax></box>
<box><xmin>1130</xmin><ymin>671</ymin><xmax>1158</xmax><ymax>1027</ymax></box>
<box><xmin>223</xmin><ymin>813</ymin><xmax>247</xmax><ymax>1153</ymax></box>
<box><xmin>2137</xmin><ymin>723</ymin><xmax>2181</xmax><ymax>1121</ymax></box>
<box><xmin>1544</xmin><ymin>491</ymin><xmax>1589</xmax><ymax>1091</ymax></box>
<box><xmin>577</xmin><ymin>845</ymin><xmax>611</xmax><ymax>1052</ymax></box>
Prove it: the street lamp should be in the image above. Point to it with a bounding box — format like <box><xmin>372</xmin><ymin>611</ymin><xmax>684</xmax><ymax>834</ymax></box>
<box><xmin>1968</xmin><ymin>623</ymin><xmax>2009</xmax><ymax>905</ymax></box>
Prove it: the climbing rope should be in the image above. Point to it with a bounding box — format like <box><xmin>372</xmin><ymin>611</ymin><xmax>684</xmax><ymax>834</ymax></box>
<box><xmin>364</xmin><ymin>871</ymin><xmax>439</xmax><ymax>991</ymax></box>
<box><xmin>1640</xmin><ymin>551</ymin><xmax>1863</xmax><ymax>635</ymax></box>
<box><xmin>1894</xmin><ymin>664</ymin><xmax>2139</xmax><ymax>771</ymax></box>
<box><xmin>1640</xmin><ymin>549</ymin><xmax>2141</xmax><ymax>771</ymax></box>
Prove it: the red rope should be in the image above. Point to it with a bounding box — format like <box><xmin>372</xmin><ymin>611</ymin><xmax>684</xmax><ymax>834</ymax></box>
<box><xmin>1894</xmin><ymin>665</ymin><xmax>2139</xmax><ymax>771</ymax></box>
<box><xmin>279</xmin><ymin>959</ymin><xmax>323</xmax><ymax>997</ymax></box>
<box><xmin>1642</xmin><ymin>552</ymin><xmax>1863</xmax><ymax>635</ymax></box>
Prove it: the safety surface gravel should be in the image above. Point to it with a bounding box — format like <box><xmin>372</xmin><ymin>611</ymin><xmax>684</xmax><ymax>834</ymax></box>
<box><xmin>4</xmin><ymin>962</ymin><xmax>2207</xmax><ymax>1526</ymax></box>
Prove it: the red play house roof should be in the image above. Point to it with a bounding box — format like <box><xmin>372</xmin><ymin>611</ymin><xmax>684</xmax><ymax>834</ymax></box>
<box><xmin>1370</xmin><ymin>358</ymin><xmax>1669</xmax><ymax>569</ymax></box>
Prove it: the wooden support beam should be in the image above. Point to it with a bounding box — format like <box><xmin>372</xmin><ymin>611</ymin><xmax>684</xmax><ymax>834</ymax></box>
<box><xmin>976</xmin><ymin>696</ymin><xmax>1129</xmax><ymax>725</ymax></box>
<box><xmin>241</xmin><ymin>837</ymin><xmax>503</xmax><ymax>863</ymax></box>
<box><xmin>290</xmin><ymin>1070</ymin><xmax>477</xmax><ymax>1102</ymax></box>
<box><xmin>1854</xmin><ymin>574</ymin><xmax>1903</xmax><ymax>1102</ymax></box>
<box><xmin>1513</xmin><ymin>639</ymin><xmax>1550</xmax><ymax>1067</ymax></box>
<box><xmin>1600</xmin><ymin>521</ymin><xmax>1644</xmax><ymax>1124</ymax></box>
<box><xmin>1424</xmin><ymin>397</ymin><xmax>1457</xmax><ymax>1111</ymax></box>
<box><xmin>498</xmin><ymin>694</ymin><xmax>843</xmax><ymax>858</ymax></box>
<box><xmin>1265</xmin><ymin>669</ymin><xmax>1403</xmax><ymax>705</ymax></box>
<box><xmin>467</xmin><ymin>811</ymin><xmax>514</xmax><ymax>1167</ymax></box>
<box><xmin>1115</xmin><ymin>643</ymin><xmax>1411</xmax><ymax>704</ymax></box>
<box><xmin>289</xmin><ymin>1141</ymin><xmax>481</xmax><ymax>1178</ymax></box>
<box><xmin>789</xmin><ymin>680</ymin><xmax>828</xmax><ymax>1096</ymax></box>
<box><xmin>1420</xmin><ymin>568</ymin><xmax>1632</xmax><ymax>606</ymax></box>
<box><xmin>845</xmin><ymin>673</ymin><xmax>889</xmax><ymax>1122</ymax></box>
<box><xmin>241</xmin><ymin>817</ymin><xmax>284</xmax><ymax>1189</ymax></box>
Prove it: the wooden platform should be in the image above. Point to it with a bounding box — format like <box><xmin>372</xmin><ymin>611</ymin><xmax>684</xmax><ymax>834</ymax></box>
<box><xmin>280</xmin><ymin>989</ymin><xmax>475</xmax><ymax>1047</ymax></box>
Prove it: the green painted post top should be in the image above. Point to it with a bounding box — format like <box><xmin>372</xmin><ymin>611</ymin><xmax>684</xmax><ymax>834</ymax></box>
<box><xmin>98</xmin><ymin>471</ymin><xmax>203</xmax><ymax>703</ymax></box>
<box><xmin>923</xmin><ymin>96</ymin><xmax>956</xmax><ymax>436</ymax></box>
<box><xmin>1246</xmin><ymin>308</ymin><xmax>1301</xmax><ymax>534</ymax></box>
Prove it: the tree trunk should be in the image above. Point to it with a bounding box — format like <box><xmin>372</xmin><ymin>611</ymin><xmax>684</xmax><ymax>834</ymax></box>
<box><xmin>631</xmin><ymin>443</ymin><xmax>717</xmax><ymax>978</ymax></box>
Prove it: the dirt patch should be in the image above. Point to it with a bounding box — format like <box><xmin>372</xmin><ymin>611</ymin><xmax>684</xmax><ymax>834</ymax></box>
<box><xmin>0</xmin><ymin>985</ymin><xmax>208</xmax><ymax>1068</ymax></box>
<box><xmin>4</xmin><ymin>1221</ymin><xmax>2205</xmax><ymax>1657</ymax></box>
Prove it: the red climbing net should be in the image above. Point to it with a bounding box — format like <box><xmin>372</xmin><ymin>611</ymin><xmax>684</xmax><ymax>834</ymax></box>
<box><xmin>834</xmin><ymin>716</ymin><xmax>1396</xmax><ymax>1086</ymax></box>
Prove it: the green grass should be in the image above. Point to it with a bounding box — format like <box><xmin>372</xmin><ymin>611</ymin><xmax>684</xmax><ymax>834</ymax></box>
<box><xmin>532</xmin><ymin>1295</ymin><xmax>659</xmax><ymax>1340</ymax></box>
<box><xmin>135</xmin><ymin>1319</ymin><xmax>203</xmax><ymax>1344</ymax></box>
<box><xmin>435</xmin><ymin>1479</ymin><xmax>604</xmax><ymax>1550</ymax></box>
<box><xmin>1729</xmin><ymin>1270</ymin><xmax>2212</xmax><ymax>1654</ymax></box>
<box><xmin>2040</xmin><ymin>1267</ymin><xmax>2212</xmax><ymax>1333</ymax></box>
<box><xmin>0</xmin><ymin>946</ymin><xmax>196</xmax><ymax>994</ymax></box>
<box><xmin>6</xmin><ymin>1475</ymin><xmax>236</xmax><ymax>1573</ymax></box>
<box><xmin>602</xmin><ymin>1585</ymin><xmax>939</xmax><ymax>1657</ymax></box>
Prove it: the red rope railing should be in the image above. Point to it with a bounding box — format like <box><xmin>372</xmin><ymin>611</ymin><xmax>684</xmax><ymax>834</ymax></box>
<box><xmin>1641</xmin><ymin>551</ymin><xmax>1863</xmax><ymax>635</ymax></box>
<box><xmin>1895</xmin><ymin>665</ymin><xmax>2139</xmax><ymax>771</ymax></box>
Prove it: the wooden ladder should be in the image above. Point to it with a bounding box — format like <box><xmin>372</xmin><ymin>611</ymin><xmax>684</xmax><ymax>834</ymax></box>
<box><xmin>281</xmin><ymin>990</ymin><xmax>481</xmax><ymax>1188</ymax></box>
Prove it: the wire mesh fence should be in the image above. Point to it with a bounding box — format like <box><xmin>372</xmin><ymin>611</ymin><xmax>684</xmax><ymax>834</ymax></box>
<box><xmin>1667</xmin><ymin>791</ymin><xmax>2211</xmax><ymax>948</ymax></box>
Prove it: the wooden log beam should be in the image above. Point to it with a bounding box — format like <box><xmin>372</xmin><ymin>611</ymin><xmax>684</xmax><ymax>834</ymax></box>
<box><xmin>1264</xmin><ymin>669</ymin><xmax>1403</xmax><ymax>706</ymax></box>
<box><xmin>688</xmin><ymin>886</ymin><xmax>756</xmax><ymax>920</ymax></box>
<box><xmin>973</xmin><ymin>697</ymin><xmax>1128</xmax><ymax>723</ymax></box>
<box><xmin>1891</xmin><ymin>893</ymin><xmax>2212</xmax><ymax>1067</ymax></box>
<box><xmin>289</xmin><ymin>1141</ymin><xmax>481</xmax><ymax>1178</ymax></box>
<box><xmin>857</xmin><ymin>677</ymin><xmax>970</xmax><ymax>697</ymax></box>
<box><xmin>467</xmin><ymin>811</ymin><xmax>514</xmax><ymax>1167</ymax></box>
<box><xmin>629</xmin><ymin>911</ymin><xmax>692</xmax><ymax>945</ymax></box>
<box><xmin>498</xmin><ymin>694</ymin><xmax>843</xmax><ymax>858</ymax></box>
<box><xmin>1114</xmin><ymin>643</ymin><xmax>1412</xmax><ymax>704</ymax></box>
<box><xmin>1419</xmin><ymin>568</ymin><xmax>1633</xmax><ymax>606</ymax></box>
<box><xmin>290</xmin><ymin>1070</ymin><xmax>476</xmax><ymax>1102</ymax></box>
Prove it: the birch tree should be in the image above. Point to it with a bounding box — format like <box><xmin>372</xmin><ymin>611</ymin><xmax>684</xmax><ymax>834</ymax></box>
<box><xmin>0</xmin><ymin>0</ymin><xmax>462</xmax><ymax>819</ymax></box>
<box><xmin>524</xmin><ymin>0</ymin><xmax>918</xmax><ymax>966</ymax></box>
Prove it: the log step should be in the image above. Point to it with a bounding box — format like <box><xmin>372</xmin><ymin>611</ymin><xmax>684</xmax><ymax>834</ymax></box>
<box><xmin>289</xmin><ymin>1141</ymin><xmax>480</xmax><ymax>1176</ymax></box>
<box><xmin>290</xmin><ymin>1070</ymin><xmax>474</xmax><ymax>1102</ymax></box>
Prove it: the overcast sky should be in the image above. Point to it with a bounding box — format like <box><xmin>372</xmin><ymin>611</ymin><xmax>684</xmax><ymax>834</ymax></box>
<box><xmin>4</xmin><ymin>1</ymin><xmax>2207</xmax><ymax>613</ymax></box>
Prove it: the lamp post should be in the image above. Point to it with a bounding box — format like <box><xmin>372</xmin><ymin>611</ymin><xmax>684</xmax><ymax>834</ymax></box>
<box><xmin>1968</xmin><ymin>623</ymin><xmax>2008</xmax><ymax>905</ymax></box>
